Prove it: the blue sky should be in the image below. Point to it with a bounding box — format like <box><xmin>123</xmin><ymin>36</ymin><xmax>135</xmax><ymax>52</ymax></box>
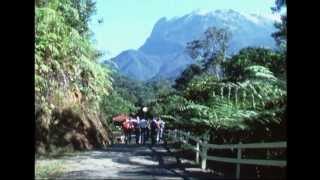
<box><xmin>89</xmin><ymin>0</ymin><xmax>278</xmax><ymax>60</ymax></box>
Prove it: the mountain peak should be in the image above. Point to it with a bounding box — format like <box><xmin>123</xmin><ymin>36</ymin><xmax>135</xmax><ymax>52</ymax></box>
<box><xmin>112</xmin><ymin>9</ymin><xmax>278</xmax><ymax>81</ymax></box>
<box><xmin>190</xmin><ymin>9</ymin><xmax>238</xmax><ymax>16</ymax></box>
<box><xmin>186</xmin><ymin>9</ymin><xmax>280</xmax><ymax>24</ymax></box>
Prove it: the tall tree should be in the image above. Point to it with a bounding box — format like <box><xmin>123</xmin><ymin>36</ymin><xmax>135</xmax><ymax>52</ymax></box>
<box><xmin>271</xmin><ymin>0</ymin><xmax>287</xmax><ymax>50</ymax></box>
<box><xmin>186</xmin><ymin>27</ymin><xmax>231</xmax><ymax>78</ymax></box>
<box><xmin>271</xmin><ymin>0</ymin><xmax>286</xmax><ymax>12</ymax></box>
<box><xmin>69</xmin><ymin>0</ymin><xmax>97</xmax><ymax>34</ymax></box>
<box><xmin>223</xmin><ymin>47</ymin><xmax>285</xmax><ymax>81</ymax></box>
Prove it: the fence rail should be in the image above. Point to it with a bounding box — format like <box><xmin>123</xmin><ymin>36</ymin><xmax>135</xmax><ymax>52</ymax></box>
<box><xmin>166</xmin><ymin>129</ymin><xmax>286</xmax><ymax>179</ymax></box>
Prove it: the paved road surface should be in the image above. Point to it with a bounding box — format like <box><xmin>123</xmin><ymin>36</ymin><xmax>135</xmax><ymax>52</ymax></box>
<box><xmin>48</xmin><ymin>143</ymin><xmax>222</xmax><ymax>179</ymax></box>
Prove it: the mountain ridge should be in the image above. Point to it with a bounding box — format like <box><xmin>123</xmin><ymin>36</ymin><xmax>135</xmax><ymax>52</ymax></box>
<box><xmin>107</xmin><ymin>9</ymin><xmax>278</xmax><ymax>81</ymax></box>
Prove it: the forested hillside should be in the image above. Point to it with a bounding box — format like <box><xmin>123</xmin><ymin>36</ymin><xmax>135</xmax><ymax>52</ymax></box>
<box><xmin>35</xmin><ymin>0</ymin><xmax>114</xmax><ymax>154</ymax></box>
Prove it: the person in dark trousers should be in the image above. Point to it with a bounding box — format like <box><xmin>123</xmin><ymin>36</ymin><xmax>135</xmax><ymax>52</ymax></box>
<box><xmin>150</xmin><ymin>117</ymin><xmax>159</xmax><ymax>145</ymax></box>
<box><xmin>146</xmin><ymin>119</ymin><xmax>150</xmax><ymax>142</ymax></box>
<box><xmin>139</xmin><ymin>117</ymin><xmax>147</xmax><ymax>144</ymax></box>
<box><xmin>131</xmin><ymin>116</ymin><xmax>140</xmax><ymax>144</ymax></box>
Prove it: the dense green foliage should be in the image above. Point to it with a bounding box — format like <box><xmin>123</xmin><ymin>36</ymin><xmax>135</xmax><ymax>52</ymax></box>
<box><xmin>111</xmin><ymin>74</ymin><xmax>155</xmax><ymax>107</ymax></box>
<box><xmin>101</xmin><ymin>72</ymin><xmax>176</xmax><ymax>120</ymax></box>
<box><xmin>100</xmin><ymin>74</ymin><xmax>139</xmax><ymax>124</ymax></box>
<box><xmin>223</xmin><ymin>47</ymin><xmax>286</xmax><ymax>81</ymax></box>
<box><xmin>35</xmin><ymin>0</ymin><xmax>111</xmax><ymax>111</ymax></box>
<box><xmin>35</xmin><ymin>0</ymin><xmax>113</xmax><ymax>153</ymax></box>
<box><xmin>146</xmin><ymin>24</ymin><xmax>287</xmax><ymax>144</ymax></box>
<box><xmin>173</xmin><ymin>64</ymin><xmax>202</xmax><ymax>91</ymax></box>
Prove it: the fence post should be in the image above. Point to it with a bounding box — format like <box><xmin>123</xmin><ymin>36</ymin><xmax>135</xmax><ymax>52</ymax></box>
<box><xmin>236</xmin><ymin>142</ymin><xmax>242</xmax><ymax>179</ymax></box>
<box><xmin>196</xmin><ymin>140</ymin><xmax>200</xmax><ymax>164</ymax></box>
<box><xmin>201</xmin><ymin>135</ymin><xmax>209</xmax><ymax>170</ymax></box>
<box><xmin>176</xmin><ymin>129</ymin><xmax>179</xmax><ymax>142</ymax></box>
<box><xmin>174</xmin><ymin>129</ymin><xmax>177</xmax><ymax>142</ymax></box>
<box><xmin>187</xmin><ymin>131</ymin><xmax>190</xmax><ymax>144</ymax></box>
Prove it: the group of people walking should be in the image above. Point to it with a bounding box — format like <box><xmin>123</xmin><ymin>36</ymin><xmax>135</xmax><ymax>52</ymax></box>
<box><xmin>121</xmin><ymin>116</ymin><xmax>165</xmax><ymax>145</ymax></box>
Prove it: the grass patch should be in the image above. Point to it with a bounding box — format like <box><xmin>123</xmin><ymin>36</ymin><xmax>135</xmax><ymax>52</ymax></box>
<box><xmin>35</xmin><ymin>160</ymin><xmax>68</xmax><ymax>179</ymax></box>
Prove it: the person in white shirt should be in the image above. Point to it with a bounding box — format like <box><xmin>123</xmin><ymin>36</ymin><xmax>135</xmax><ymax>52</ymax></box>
<box><xmin>156</xmin><ymin>118</ymin><xmax>165</xmax><ymax>144</ymax></box>
<box><xmin>132</xmin><ymin>116</ymin><xmax>140</xmax><ymax>144</ymax></box>
<box><xmin>159</xmin><ymin>118</ymin><xmax>165</xmax><ymax>143</ymax></box>
<box><xmin>139</xmin><ymin>117</ymin><xmax>147</xmax><ymax>144</ymax></box>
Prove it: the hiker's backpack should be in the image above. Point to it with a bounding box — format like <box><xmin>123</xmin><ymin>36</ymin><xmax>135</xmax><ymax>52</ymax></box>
<box><xmin>123</xmin><ymin>121</ymin><xmax>133</xmax><ymax>130</ymax></box>
<box><xmin>151</xmin><ymin>120</ymin><xmax>158</xmax><ymax>130</ymax></box>
<box><xmin>132</xmin><ymin>120</ymin><xmax>138</xmax><ymax>128</ymax></box>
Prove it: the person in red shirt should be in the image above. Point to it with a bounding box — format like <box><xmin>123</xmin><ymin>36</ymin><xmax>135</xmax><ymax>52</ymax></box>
<box><xmin>122</xmin><ymin>117</ymin><xmax>133</xmax><ymax>144</ymax></box>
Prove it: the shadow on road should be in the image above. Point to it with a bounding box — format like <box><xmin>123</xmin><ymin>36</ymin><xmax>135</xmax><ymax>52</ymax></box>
<box><xmin>107</xmin><ymin>143</ymin><xmax>223</xmax><ymax>180</ymax></box>
<box><xmin>56</xmin><ymin>142</ymin><xmax>226</xmax><ymax>180</ymax></box>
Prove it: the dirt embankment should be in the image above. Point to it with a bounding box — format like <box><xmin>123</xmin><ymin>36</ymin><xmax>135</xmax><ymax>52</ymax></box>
<box><xmin>36</xmin><ymin>105</ymin><xmax>113</xmax><ymax>155</ymax></box>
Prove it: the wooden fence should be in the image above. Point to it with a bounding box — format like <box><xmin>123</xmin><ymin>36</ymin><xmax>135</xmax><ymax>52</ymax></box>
<box><xmin>166</xmin><ymin>129</ymin><xmax>286</xmax><ymax>179</ymax></box>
